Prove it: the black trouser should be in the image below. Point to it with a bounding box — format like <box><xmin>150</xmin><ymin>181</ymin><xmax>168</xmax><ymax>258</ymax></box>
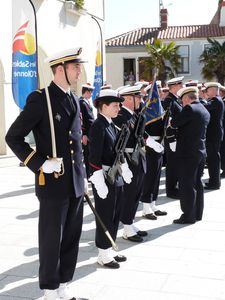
<box><xmin>38</xmin><ymin>196</ymin><xmax>83</xmax><ymax>290</ymax></box>
<box><xmin>178</xmin><ymin>156</ymin><xmax>205</xmax><ymax>222</ymax></box>
<box><xmin>120</xmin><ymin>159</ymin><xmax>145</xmax><ymax>225</ymax></box>
<box><xmin>142</xmin><ymin>148</ymin><xmax>163</xmax><ymax>203</ymax></box>
<box><xmin>220</xmin><ymin>138</ymin><xmax>225</xmax><ymax>172</ymax></box>
<box><xmin>83</xmin><ymin>144</ymin><xmax>90</xmax><ymax>178</ymax></box>
<box><xmin>165</xmin><ymin>141</ymin><xmax>179</xmax><ymax>194</ymax></box>
<box><xmin>93</xmin><ymin>184</ymin><xmax>124</xmax><ymax>249</ymax></box>
<box><xmin>206</xmin><ymin>140</ymin><xmax>221</xmax><ymax>187</ymax></box>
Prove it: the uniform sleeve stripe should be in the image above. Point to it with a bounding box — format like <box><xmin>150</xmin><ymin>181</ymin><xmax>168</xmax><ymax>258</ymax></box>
<box><xmin>24</xmin><ymin>150</ymin><xmax>36</xmax><ymax>166</ymax></box>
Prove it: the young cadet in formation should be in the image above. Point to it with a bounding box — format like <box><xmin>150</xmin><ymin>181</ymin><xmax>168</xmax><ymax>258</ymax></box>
<box><xmin>162</xmin><ymin>76</ymin><xmax>183</xmax><ymax>199</ymax></box>
<box><xmin>79</xmin><ymin>83</ymin><xmax>95</xmax><ymax>178</ymax></box>
<box><xmin>171</xmin><ymin>86</ymin><xmax>210</xmax><ymax>224</ymax></box>
<box><xmin>141</xmin><ymin>83</ymin><xmax>167</xmax><ymax>220</ymax></box>
<box><xmin>204</xmin><ymin>82</ymin><xmax>224</xmax><ymax>190</ymax></box>
<box><xmin>219</xmin><ymin>85</ymin><xmax>225</xmax><ymax>178</ymax></box>
<box><xmin>88</xmin><ymin>89</ymin><xmax>133</xmax><ymax>269</ymax></box>
<box><xmin>113</xmin><ymin>84</ymin><xmax>148</xmax><ymax>242</ymax></box>
<box><xmin>5</xmin><ymin>48</ymin><xmax>88</xmax><ymax>300</ymax></box>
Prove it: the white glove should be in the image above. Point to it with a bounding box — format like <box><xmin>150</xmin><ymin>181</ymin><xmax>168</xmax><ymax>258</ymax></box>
<box><xmin>121</xmin><ymin>159</ymin><xmax>133</xmax><ymax>184</ymax></box>
<box><xmin>169</xmin><ymin>141</ymin><xmax>177</xmax><ymax>152</ymax></box>
<box><xmin>89</xmin><ymin>169</ymin><xmax>108</xmax><ymax>199</ymax></box>
<box><xmin>41</xmin><ymin>158</ymin><xmax>62</xmax><ymax>174</ymax></box>
<box><xmin>84</xmin><ymin>178</ymin><xmax>89</xmax><ymax>195</ymax></box>
<box><xmin>146</xmin><ymin>136</ymin><xmax>164</xmax><ymax>153</ymax></box>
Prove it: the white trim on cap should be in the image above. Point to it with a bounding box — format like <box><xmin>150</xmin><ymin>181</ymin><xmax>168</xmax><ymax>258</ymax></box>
<box><xmin>177</xmin><ymin>86</ymin><xmax>198</xmax><ymax>98</ymax></box>
<box><xmin>82</xmin><ymin>83</ymin><xmax>95</xmax><ymax>89</ymax></box>
<box><xmin>204</xmin><ymin>82</ymin><xmax>220</xmax><ymax>89</ymax></box>
<box><xmin>119</xmin><ymin>84</ymin><xmax>143</xmax><ymax>95</ymax></box>
<box><xmin>167</xmin><ymin>76</ymin><xmax>184</xmax><ymax>85</ymax></box>
<box><xmin>99</xmin><ymin>89</ymin><xmax>119</xmax><ymax>98</ymax></box>
<box><xmin>45</xmin><ymin>47</ymin><xmax>83</xmax><ymax>65</ymax></box>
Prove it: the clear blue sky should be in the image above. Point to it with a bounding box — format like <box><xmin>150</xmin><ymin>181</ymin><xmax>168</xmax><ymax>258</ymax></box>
<box><xmin>105</xmin><ymin>0</ymin><xmax>219</xmax><ymax>38</ymax></box>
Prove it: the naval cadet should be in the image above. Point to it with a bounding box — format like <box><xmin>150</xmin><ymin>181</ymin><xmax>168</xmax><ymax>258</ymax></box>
<box><xmin>79</xmin><ymin>83</ymin><xmax>95</xmax><ymax>178</ymax></box>
<box><xmin>171</xmin><ymin>87</ymin><xmax>210</xmax><ymax>224</ymax></box>
<box><xmin>89</xmin><ymin>89</ymin><xmax>132</xmax><ymax>268</ymax></box>
<box><xmin>113</xmin><ymin>84</ymin><xmax>148</xmax><ymax>242</ymax></box>
<box><xmin>204</xmin><ymin>82</ymin><xmax>224</xmax><ymax>190</ymax></box>
<box><xmin>141</xmin><ymin>83</ymin><xmax>167</xmax><ymax>220</ymax></box>
<box><xmin>162</xmin><ymin>76</ymin><xmax>183</xmax><ymax>199</ymax></box>
<box><xmin>5</xmin><ymin>48</ymin><xmax>88</xmax><ymax>300</ymax></box>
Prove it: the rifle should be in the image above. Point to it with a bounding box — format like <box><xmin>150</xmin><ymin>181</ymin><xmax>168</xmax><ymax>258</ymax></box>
<box><xmin>130</xmin><ymin>111</ymin><xmax>146</xmax><ymax>166</ymax></box>
<box><xmin>106</xmin><ymin>123</ymin><xmax>130</xmax><ymax>185</ymax></box>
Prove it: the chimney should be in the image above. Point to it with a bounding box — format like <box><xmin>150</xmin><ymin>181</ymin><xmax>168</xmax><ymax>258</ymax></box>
<box><xmin>220</xmin><ymin>0</ymin><xmax>225</xmax><ymax>26</ymax></box>
<box><xmin>160</xmin><ymin>8</ymin><xmax>168</xmax><ymax>28</ymax></box>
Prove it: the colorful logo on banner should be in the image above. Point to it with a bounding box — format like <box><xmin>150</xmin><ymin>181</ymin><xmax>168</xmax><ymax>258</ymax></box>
<box><xmin>92</xmin><ymin>42</ymin><xmax>103</xmax><ymax>101</ymax></box>
<box><xmin>12</xmin><ymin>20</ymin><xmax>38</xmax><ymax>109</ymax></box>
<box><xmin>145</xmin><ymin>80</ymin><xmax>165</xmax><ymax>125</ymax></box>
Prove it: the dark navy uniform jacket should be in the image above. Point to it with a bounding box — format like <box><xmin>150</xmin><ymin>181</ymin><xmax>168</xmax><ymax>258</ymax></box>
<box><xmin>79</xmin><ymin>97</ymin><xmax>95</xmax><ymax>137</ymax></box>
<box><xmin>89</xmin><ymin>114</ymin><xmax>118</xmax><ymax>170</ymax></box>
<box><xmin>204</xmin><ymin>96</ymin><xmax>224</xmax><ymax>142</ymax></box>
<box><xmin>162</xmin><ymin>92</ymin><xmax>182</xmax><ymax>117</ymax></box>
<box><xmin>5</xmin><ymin>81</ymin><xmax>85</xmax><ymax>198</ymax></box>
<box><xmin>171</xmin><ymin>101</ymin><xmax>210</xmax><ymax>158</ymax></box>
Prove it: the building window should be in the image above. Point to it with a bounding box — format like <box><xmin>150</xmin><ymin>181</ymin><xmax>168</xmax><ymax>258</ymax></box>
<box><xmin>177</xmin><ymin>45</ymin><xmax>189</xmax><ymax>74</ymax></box>
<box><xmin>123</xmin><ymin>58</ymin><xmax>136</xmax><ymax>85</ymax></box>
<box><xmin>204</xmin><ymin>43</ymin><xmax>211</xmax><ymax>50</ymax></box>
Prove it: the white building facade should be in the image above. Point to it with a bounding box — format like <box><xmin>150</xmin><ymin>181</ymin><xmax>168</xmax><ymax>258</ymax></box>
<box><xmin>0</xmin><ymin>0</ymin><xmax>105</xmax><ymax>155</ymax></box>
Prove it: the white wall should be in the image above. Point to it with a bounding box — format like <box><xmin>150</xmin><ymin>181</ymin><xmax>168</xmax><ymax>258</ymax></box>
<box><xmin>0</xmin><ymin>0</ymin><xmax>105</xmax><ymax>155</ymax></box>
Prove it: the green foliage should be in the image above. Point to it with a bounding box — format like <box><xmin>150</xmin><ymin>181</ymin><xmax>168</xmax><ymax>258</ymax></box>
<box><xmin>66</xmin><ymin>0</ymin><xmax>84</xmax><ymax>10</ymax></box>
<box><xmin>140</xmin><ymin>39</ymin><xmax>181</xmax><ymax>85</ymax></box>
<box><xmin>199</xmin><ymin>38</ymin><xmax>225</xmax><ymax>85</ymax></box>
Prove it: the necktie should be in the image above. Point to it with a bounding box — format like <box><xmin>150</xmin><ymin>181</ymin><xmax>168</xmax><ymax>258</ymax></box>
<box><xmin>66</xmin><ymin>93</ymin><xmax>75</xmax><ymax>113</ymax></box>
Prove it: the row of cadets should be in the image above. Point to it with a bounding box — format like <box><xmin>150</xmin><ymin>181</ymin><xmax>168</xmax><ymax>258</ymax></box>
<box><xmin>203</xmin><ymin>82</ymin><xmax>224</xmax><ymax>190</ymax></box>
<box><xmin>162</xmin><ymin>76</ymin><xmax>183</xmax><ymax>199</ymax></box>
<box><xmin>171</xmin><ymin>86</ymin><xmax>210</xmax><ymax>224</ymax></box>
<box><xmin>79</xmin><ymin>83</ymin><xmax>95</xmax><ymax>178</ymax></box>
<box><xmin>113</xmin><ymin>84</ymin><xmax>148</xmax><ymax>242</ymax></box>
<box><xmin>219</xmin><ymin>85</ymin><xmax>225</xmax><ymax>178</ymax></box>
<box><xmin>141</xmin><ymin>81</ymin><xmax>168</xmax><ymax>220</ymax></box>
<box><xmin>88</xmin><ymin>89</ymin><xmax>132</xmax><ymax>269</ymax></box>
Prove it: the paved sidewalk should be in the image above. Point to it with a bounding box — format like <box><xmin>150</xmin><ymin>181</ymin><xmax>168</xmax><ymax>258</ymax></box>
<box><xmin>0</xmin><ymin>155</ymin><xmax>225</xmax><ymax>300</ymax></box>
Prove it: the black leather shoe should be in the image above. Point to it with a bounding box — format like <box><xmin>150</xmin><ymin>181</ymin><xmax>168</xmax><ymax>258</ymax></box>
<box><xmin>136</xmin><ymin>230</ymin><xmax>148</xmax><ymax>237</ymax></box>
<box><xmin>102</xmin><ymin>260</ymin><xmax>120</xmax><ymax>269</ymax></box>
<box><xmin>204</xmin><ymin>183</ymin><xmax>220</xmax><ymax>190</ymax></box>
<box><xmin>123</xmin><ymin>234</ymin><xmax>143</xmax><ymax>242</ymax></box>
<box><xmin>154</xmin><ymin>210</ymin><xmax>167</xmax><ymax>216</ymax></box>
<box><xmin>221</xmin><ymin>171</ymin><xmax>225</xmax><ymax>178</ymax></box>
<box><xmin>143</xmin><ymin>213</ymin><xmax>157</xmax><ymax>220</ymax></box>
<box><xmin>114</xmin><ymin>255</ymin><xmax>127</xmax><ymax>262</ymax></box>
<box><xmin>173</xmin><ymin>218</ymin><xmax>195</xmax><ymax>224</ymax></box>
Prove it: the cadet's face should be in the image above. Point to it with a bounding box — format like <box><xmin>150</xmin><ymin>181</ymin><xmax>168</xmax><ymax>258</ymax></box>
<box><xmin>66</xmin><ymin>63</ymin><xmax>82</xmax><ymax>83</ymax></box>
<box><xmin>103</xmin><ymin>102</ymin><xmax>121</xmax><ymax>118</ymax></box>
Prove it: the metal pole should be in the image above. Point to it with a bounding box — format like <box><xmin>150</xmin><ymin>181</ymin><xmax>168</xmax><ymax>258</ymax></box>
<box><xmin>91</xmin><ymin>15</ymin><xmax>104</xmax><ymax>86</ymax></box>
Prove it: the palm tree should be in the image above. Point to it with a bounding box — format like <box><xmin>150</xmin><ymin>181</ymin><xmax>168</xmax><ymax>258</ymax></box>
<box><xmin>139</xmin><ymin>39</ymin><xmax>181</xmax><ymax>85</ymax></box>
<box><xmin>199</xmin><ymin>38</ymin><xmax>225</xmax><ymax>85</ymax></box>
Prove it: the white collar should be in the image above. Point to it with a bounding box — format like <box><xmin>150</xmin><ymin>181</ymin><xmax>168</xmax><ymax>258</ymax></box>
<box><xmin>122</xmin><ymin>105</ymin><xmax>134</xmax><ymax>115</ymax></box>
<box><xmin>100</xmin><ymin>113</ymin><xmax>112</xmax><ymax>123</ymax></box>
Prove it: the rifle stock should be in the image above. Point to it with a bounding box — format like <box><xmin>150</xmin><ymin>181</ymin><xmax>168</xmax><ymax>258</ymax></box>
<box><xmin>106</xmin><ymin>123</ymin><xmax>130</xmax><ymax>184</ymax></box>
